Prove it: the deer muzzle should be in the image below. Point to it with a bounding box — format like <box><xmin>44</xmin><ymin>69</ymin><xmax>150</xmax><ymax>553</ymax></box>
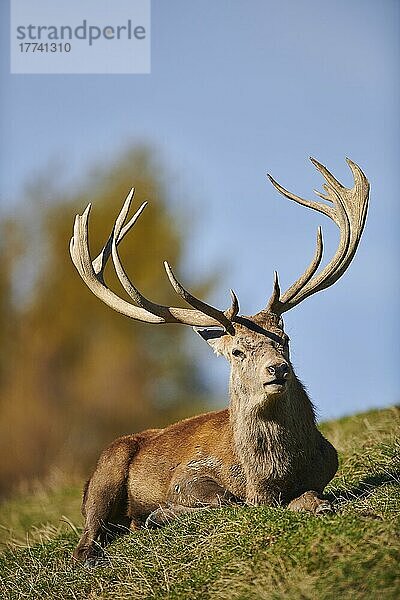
<box><xmin>263</xmin><ymin>362</ymin><xmax>290</xmax><ymax>389</ymax></box>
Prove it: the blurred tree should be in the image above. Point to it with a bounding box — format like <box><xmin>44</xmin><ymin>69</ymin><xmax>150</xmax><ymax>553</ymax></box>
<box><xmin>0</xmin><ymin>218</ymin><xmax>23</xmax><ymax>388</ymax></box>
<box><xmin>0</xmin><ymin>147</ymin><xmax>212</xmax><ymax>495</ymax></box>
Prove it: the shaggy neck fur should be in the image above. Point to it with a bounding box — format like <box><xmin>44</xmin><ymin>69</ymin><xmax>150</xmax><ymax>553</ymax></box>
<box><xmin>229</xmin><ymin>372</ymin><xmax>318</xmax><ymax>502</ymax></box>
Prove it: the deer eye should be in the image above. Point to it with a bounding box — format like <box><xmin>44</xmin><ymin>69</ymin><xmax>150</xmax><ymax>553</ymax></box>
<box><xmin>232</xmin><ymin>348</ymin><xmax>245</xmax><ymax>358</ymax></box>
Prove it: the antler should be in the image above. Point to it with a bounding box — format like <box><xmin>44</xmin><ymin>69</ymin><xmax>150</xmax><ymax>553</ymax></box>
<box><xmin>257</xmin><ymin>158</ymin><xmax>369</xmax><ymax>317</ymax></box>
<box><xmin>70</xmin><ymin>189</ymin><xmax>239</xmax><ymax>333</ymax></box>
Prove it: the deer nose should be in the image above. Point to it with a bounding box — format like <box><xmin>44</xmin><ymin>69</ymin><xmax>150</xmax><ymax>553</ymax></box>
<box><xmin>268</xmin><ymin>363</ymin><xmax>289</xmax><ymax>380</ymax></box>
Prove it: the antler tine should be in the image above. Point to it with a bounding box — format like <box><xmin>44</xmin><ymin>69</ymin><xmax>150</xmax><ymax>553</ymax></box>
<box><xmin>309</xmin><ymin>157</ymin><xmax>345</xmax><ymax>194</ymax></box>
<box><xmin>225</xmin><ymin>289</ymin><xmax>240</xmax><ymax>321</ymax></box>
<box><xmin>164</xmin><ymin>262</ymin><xmax>236</xmax><ymax>333</ymax></box>
<box><xmin>267</xmin><ymin>173</ymin><xmax>334</xmax><ymax>221</ymax></box>
<box><xmin>70</xmin><ymin>194</ymin><xmax>239</xmax><ymax>331</ymax></box>
<box><xmin>111</xmin><ymin>191</ymin><xmax>168</xmax><ymax>317</ymax></box>
<box><xmin>91</xmin><ymin>188</ymin><xmax>146</xmax><ymax>281</ymax></box>
<box><xmin>280</xmin><ymin>226</ymin><xmax>324</xmax><ymax>304</ymax></box>
<box><xmin>261</xmin><ymin>158</ymin><xmax>369</xmax><ymax>316</ymax></box>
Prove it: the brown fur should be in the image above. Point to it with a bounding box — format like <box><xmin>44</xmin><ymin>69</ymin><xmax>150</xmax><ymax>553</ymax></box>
<box><xmin>73</xmin><ymin>313</ymin><xmax>338</xmax><ymax>564</ymax></box>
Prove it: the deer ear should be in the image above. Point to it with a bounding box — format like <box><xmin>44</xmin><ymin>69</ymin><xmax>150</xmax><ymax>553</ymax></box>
<box><xmin>193</xmin><ymin>327</ymin><xmax>228</xmax><ymax>356</ymax></box>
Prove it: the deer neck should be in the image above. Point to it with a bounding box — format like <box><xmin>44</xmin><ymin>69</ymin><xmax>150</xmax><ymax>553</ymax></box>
<box><xmin>229</xmin><ymin>375</ymin><xmax>317</xmax><ymax>497</ymax></box>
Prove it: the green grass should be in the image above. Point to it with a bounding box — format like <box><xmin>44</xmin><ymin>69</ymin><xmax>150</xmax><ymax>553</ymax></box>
<box><xmin>0</xmin><ymin>407</ymin><xmax>399</xmax><ymax>599</ymax></box>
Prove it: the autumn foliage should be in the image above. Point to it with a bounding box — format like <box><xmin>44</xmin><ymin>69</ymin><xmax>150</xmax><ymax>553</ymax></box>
<box><xmin>0</xmin><ymin>148</ymin><xmax>210</xmax><ymax>495</ymax></box>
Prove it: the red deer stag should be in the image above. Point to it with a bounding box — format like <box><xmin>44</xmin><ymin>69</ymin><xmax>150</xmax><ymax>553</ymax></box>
<box><xmin>70</xmin><ymin>158</ymin><xmax>369</xmax><ymax>565</ymax></box>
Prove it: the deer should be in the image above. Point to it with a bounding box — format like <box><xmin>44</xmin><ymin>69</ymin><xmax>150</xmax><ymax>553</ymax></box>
<box><xmin>70</xmin><ymin>157</ymin><xmax>369</xmax><ymax>565</ymax></box>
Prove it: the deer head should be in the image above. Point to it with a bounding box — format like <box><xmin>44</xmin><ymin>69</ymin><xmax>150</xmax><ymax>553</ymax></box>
<box><xmin>70</xmin><ymin>158</ymin><xmax>369</xmax><ymax>406</ymax></box>
<box><xmin>196</xmin><ymin>314</ymin><xmax>291</xmax><ymax>410</ymax></box>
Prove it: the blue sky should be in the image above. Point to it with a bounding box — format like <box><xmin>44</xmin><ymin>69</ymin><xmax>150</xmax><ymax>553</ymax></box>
<box><xmin>1</xmin><ymin>0</ymin><xmax>399</xmax><ymax>420</ymax></box>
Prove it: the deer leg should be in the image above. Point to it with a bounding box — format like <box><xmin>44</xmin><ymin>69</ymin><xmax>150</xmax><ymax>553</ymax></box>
<box><xmin>145</xmin><ymin>474</ymin><xmax>239</xmax><ymax>528</ymax></box>
<box><xmin>287</xmin><ymin>490</ymin><xmax>333</xmax><ymax>514</ymax></box>
<box><xmin>73</xmin><ymin>435</ymin><xmax>140</xmax><ymax>565</ymax></box>
<box><xmin>74</xmin><ymin>484</ymin><xmax>132</xmax><ymax>566</ymax></box>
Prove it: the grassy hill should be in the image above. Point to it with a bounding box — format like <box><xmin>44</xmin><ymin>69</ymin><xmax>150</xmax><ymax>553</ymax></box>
<box><xmin>0</xmin><ymin>407</ymin><xmax>399</xmax><ymax>599</ymax></box>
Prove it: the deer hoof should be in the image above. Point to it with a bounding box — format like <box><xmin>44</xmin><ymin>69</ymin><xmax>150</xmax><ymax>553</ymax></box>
<box><xmin>81</xmin><ymin>554</ymin><xmax>110</xmax><ymax>568</ymax></box>
<box><xmin>315</xmin><ymin>501</ymin><xmax>334</xmax><ymax>515</ymax></box>
<box><xmin>288</xmin><ymin>492</ymin><xmax>334</xmax><ymax>514</ymax></box>
<box><xmin>145</xmin><ymin>507</ymin><xmax>175</xmax><ymax>528</ymax></box>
